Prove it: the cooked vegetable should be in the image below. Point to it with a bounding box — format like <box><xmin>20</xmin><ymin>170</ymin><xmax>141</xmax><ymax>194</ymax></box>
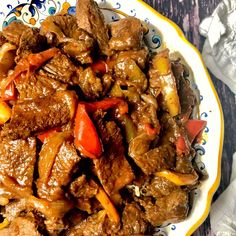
<box><xmin>74</xmin><ymin>103</ymin><xmax>103</xmax><ymax>159</ymax></box>
<box><xmin>0</xmin><ymin>101</ymin><xmax>11</xmax><ymax>125</ymax></box>
<box><xmin>37</xmin><ymin>127</ymin><xmax>61</xmax><ymax>143</ymax></box>
<box><xmin>1</xmin><ymin>81</ymin><xmax>16</xmax><ymax>100</ymax></box>
<box><xmin>95</xmin><ymin>183</ymin><xmax>120</xmax><ymax>224</ymax></box>
<box><xmin>151</xmin><ymin>50</ymin><xmax>181</xmax><ymax>116</ymax></box>
<box><xmin>155</xmin><ymin>170</ymin><xmax>199</xmax><ymax>186</ymax></box>
<box><xmin>176</xmin><ymin>135</ymin><xmax>190</xmax><ymax>156</ymax></box>
<box><xmin>0</xmin><ymin>218</ymin><xmax>9</xmax><ymax>230</ymax></box>
<box><xmin>185</xmin><ymin>119</ymin><xmax>207</xmax><ymax>144</ymax></box>
<box><xmin>0</xmin><ymin>42</ymin><xmax>16</xmax><ymax>76</ymax></box>
<box><xmin>91</xmin><ymin>60</ymin><xmax>108</xmax><ymax>74</ymax></box>
<box><xmin>38</xmin><ymin>131</ymin><xmax>72</xmax><ymax>185</ymax></box>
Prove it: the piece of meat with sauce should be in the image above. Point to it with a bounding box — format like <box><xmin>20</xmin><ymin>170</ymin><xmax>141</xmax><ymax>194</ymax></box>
<box><xmin>40</xmin><ymin>14</ymin><xmax>95</xmax><ymax>64</ymax></box>
<box><xmin>172</xmin><ymin>60</ymin><xmax>196</xmax><ymax>119</ymax></box>
<box><xmin>139</xmin><ymin>189</ymin><xmax>189</xmax><ymax>226</ymax></box>
<box><xmin>76</xmin><ymin>0</ymin><xmax>110</xmax><ymax>55</ymax></box>
<box><xmin>78</xmin><ymin>67</ymin><xmax>103</xmax><ymax>99</ymax></box>
<box><xmin>0</xmin><ymin>32</ymin><xmax>7</xmax><ymax>47</ymax></box>
<box><xmin>119</xmin><ymin>202</ymin><xmax>148</xmax><ymax>235</ymax></box>
<box><xmin>2</xmin><ymin>22</ymin><xmax>30</xmax><ymax>46</ymax></box>
<box><xmin>93</xmin><ymin>112</ymin><xmax>134</xmax><ymax>195</ymax></box>
<box><xmin>37</xmin><ymin>133</ymin><xmax>81</xmax><ymax>201</ymax></box>
<box><xmin>15</xmin><ymin>72</ymin><xmax>67</xmax><ymax>100</ymax></box>
<box><xmin>39</xmin><ymin>52</ymin><xmax>82</xmax><ymax>86</ymax></box>
<box><xmin>65</xmin><ymin>210</ymin><xmax>120</xmax><ymax>236</ymax></box>
<box><xmin>140</xmin><ymin>176</ymin><xmax>178</xmax><ymax>198</ymax></box>
<box><xmin>109</xmin><ymin>47</ymin><xmax>149</xmax><ymax>70</ymax></box>
<box><xmin>16</xmin><ymin>27</ymin><xmax>47</xmax><ymax>61</ymax></box>
<box><xmin>1</xmin><ymin>91</ymin><xmax>77</xmax><ymax>140</ymax></box>
<box><xmin>0</xmin><ymin>138</ymin><xmax>36</xmax><ymax>198</ymax></box>
<box><xmin>70</xmin><ymin>175</ymin><xmax>98</xmax><ymax>199</ymax></box>
<box><xmin>0</xmin><ymin>216</ymin><xmax>42</xmax><ymax>236</ymax></box>
<box><xmin>109</xmin><ymin>17</ymin><xmax>144</xmax><ymax>51</ymax></box>
<box><xmin>69</xmin><ymin>175</ymin><xmax>99</xmax><ymax>214</ymax></box>
<box><xmin>129</xmin><ymin>134</ymin><xmax>175</xmax><ymax>175</ymax></box>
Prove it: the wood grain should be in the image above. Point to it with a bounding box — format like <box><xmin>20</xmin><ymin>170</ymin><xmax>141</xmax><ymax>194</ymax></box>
<box><xmin>143</xmin><ymin>0</ymin><xmax>236</xmax><ymax>235</ymax></box>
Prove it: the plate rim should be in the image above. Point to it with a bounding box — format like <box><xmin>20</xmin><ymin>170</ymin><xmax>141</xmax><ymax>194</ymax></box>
<box><xmin>136</xmin><ymin>0</ymin><xmax>224</xmax><ymax>235</ymax></box>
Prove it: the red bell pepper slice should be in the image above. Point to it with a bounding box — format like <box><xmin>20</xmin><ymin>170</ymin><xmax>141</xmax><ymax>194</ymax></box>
<box><xmin>1</xmin><ymin>48</ymin><xmax>59</xmax><ymax>95</ymax></box>
<box><xmin>74</xmin><ymin>104</ymin><xmax>102</xmax><ymax>159</ymax></box>
<box><xmin>1</xmin><ymin>81</ymin><xmax>17</xmax><ymax>101</ymax></box>
<box><xmin>185</xmin><ymin>119</ymin><xmax>207</xmax><ymax>144</ymax></box>
<box><xmin>144</xmin><ymin>123</ymin><xmax>161</xmax><ymax>136</ymax></box>
<box><xmin>176</xmin><ymin>135</ymin><xmax>190</xmax><ymax>156</ymax></box>
<box><xmin>82</xmin><ymin>98</ymin><xmax>128</xmax><ymax>114</ymax></box>
<box><xmin>37</xmin><ymin>127</ymin><xmax>61</xmax><ymax>143</ymax></box>
<box><xmin>91</xmin><ymin>60</ymin><xmax>108</xmax><ymax>74</ymax></box>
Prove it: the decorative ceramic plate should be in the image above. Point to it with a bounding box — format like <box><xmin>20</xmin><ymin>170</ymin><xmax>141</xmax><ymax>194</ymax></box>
<box><xmin>0</xmin><ymin>0</ymin><xmax>224</xmax><ymax>235</ymax></box>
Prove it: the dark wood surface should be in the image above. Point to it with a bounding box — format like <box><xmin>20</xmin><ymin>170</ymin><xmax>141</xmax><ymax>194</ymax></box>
<box><xmin>143</xmin><ymin>0</ymin><xmax>236</xmax><ymax>235</ymax></box>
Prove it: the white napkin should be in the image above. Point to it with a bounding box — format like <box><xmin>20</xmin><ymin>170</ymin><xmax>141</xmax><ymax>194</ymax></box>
<box><xmin>210</xmin><ymin>153</ymin><xmax>236</xmax><ymax>236</ymax></box>
<box><xmin>199</xmin><ymin>0</ymin><xmax>236</xmax><ymax>95</ymax></box>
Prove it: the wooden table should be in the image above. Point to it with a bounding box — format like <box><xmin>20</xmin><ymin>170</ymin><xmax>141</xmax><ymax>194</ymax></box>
<box><xmin>143</xmin><ymin>0</ymin><xmax>236</xmax><ymax>235</ymax></box>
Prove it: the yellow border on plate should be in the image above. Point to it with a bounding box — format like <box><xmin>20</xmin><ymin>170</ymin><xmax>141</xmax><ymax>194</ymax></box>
<box><xmin>136</xmin><ymin>0</ymin><xmax>224</xmax><ymax>235</ymax></box>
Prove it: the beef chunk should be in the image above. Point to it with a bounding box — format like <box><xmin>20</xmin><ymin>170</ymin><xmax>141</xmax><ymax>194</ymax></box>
<box><xmin>119</xmin><ymin>202</ymin><xmax>148</xmax><ymax>235</ymax></box>
<box><xmin>37</xmin><ymin>135</ymin><xmax>81</xmax><ymax>201</ymax></box>
<box><xmin>66</xmin><ymin>210</ymin><xmax>120</xmax><ymax>236</ymax></box>
<box><xmin>15</xmin><ymin>72</ymin><xmax>67</xmax><ymax>100</ymax></box>
<box><xmin>175</xmin><ymin>155</ymin><xmax>194</xmax><ymax>174</ymax></box>
<box><xmin>172</xmin><ymin>61</ymin><xmax>196</xmax><ymax>118</ymax></box>
<box><xmin>0</xmin><ymin>138</ymin><xmax>36</xmax><ymax>198</ymax></box>
<box><xmin>109</xmin><ymin>17</ymin><xmax>144</xmax><ymax>51</ymax></box>
<box><xmin>2</xmin><ymin>22</ymin><xmax>30</xmax><ymax>45</ymax></box>
<box><xmin>129</xmin><ymin>141</ymin><xmax>175</xmax><ymax>175</ymax></box>
<box><xmin>140</xmin><ymin>189</ymin><xmax>189</xmax><ymax>226</ymax></box>
<box><xmin>16</xmin><ymin>27</ymin><xmax>47</xmax><ymax>61</ymax></box>
<box><xmin>39</xmin><ymin>52</ymin><xmax>81</xmax><ymax>85</ymax></box>
<box><xmin>1</xmin><ymin>91</ymin><xmax>77</xmax><ymax>140</ymax></box>
<box><xmin>40</xmin><ymin>14</ymin><xmax>94</xmax><ymax>64</ymax></box>
<box><xmin>76</xmin><ymin>0</ymin><xmax>110</xmax><ymax>55</ymax></box>
<box><xmin>79</xmin><ymin>67</ymin><xmax>103</xmax><ymax>99</ymax></box>
<box><xmin>93</xmin><ymin>113</ymin><xmax>134</xmax><ymax>195</ymax></box>
<box><xmin>70</xmin><ymin>175</ymin><xmax>98</xmax><ymax>199</ymax></box>
<box><xmin>0</xmin><ymin>216</ymin><xmax>41</xmax><ymax>236</ymax></box>
<box><xmin>141</xmin><ymin>176</ymin><xmax>178</xmax><ymax>198</ymax></box>
<box><xmin>109</xmin><ymin>47</ymin><xmax>149</xmax><ymax>70</ymax></box>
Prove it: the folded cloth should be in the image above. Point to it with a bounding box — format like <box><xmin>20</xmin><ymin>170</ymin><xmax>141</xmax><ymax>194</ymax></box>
<box><xmin>210</xmin><ymin>152</ymin><xmax>236</xmax><ymax>236</ymax></box>
<box><xmin>199</xmin><ymin>0</ymin><xmax>236</xmax><ymax>95</ymax></box>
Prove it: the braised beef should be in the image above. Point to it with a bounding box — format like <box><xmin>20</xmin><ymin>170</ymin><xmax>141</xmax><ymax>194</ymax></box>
<box><xmin>76</xmin><ymin>0</ymin><xmax>110</xmax><ymax>55</ymax></box>
<box><xmin>119</xmin><ymin>202</ymin><xmax>148</xmax><ymax>235</ymax></box>
<box><xmin>39</xmin><ymin>52</ymin><xmax>81</xmax><ymax>85</ymax></box>
<box><xmin>109</xmin><ymin>17</ymin><xmax>144</xmax><ymax>51</ymax></box>
<box><xmin>129</xmin><ymin>144</ymin><xmax>176</xmax><ymax>175</ymax></box>
<box><xmin>66</xmin><ymin>210</ymin><xmax>120</xmax><ymax>236</ymax></box>
<box><xmin>2</xmin><ymin>22</ymin><xmax>30</xmax><ymax>46</ymax></box>
<box><xmin>37</xmin><ymin>135</ymin><xmax>81</xmax><ymax>201</ymax></box>
<box><xmin>40</xmin><ymin>14</ymin><xmax>95</xmax><ymax>64</ymax></box>
<box><xmin>175</xmin><ymin>155</ymin><xmax>194</xmax><ymax>174</ymax></box>
<box><xmin>1</xmin><ymin>91</ymin><xmax>77</xmax><ymax>139</ymax></box>
<box><xmin>93</xmin><ymin>112</ymin><xmax>134</xmax><ymax>195</ymax></box>
<box><xmin>15</xmin><ymin>72</ymin><xmax>67</xmax><ymax>100</ymax></box>
<box><xmin>16</xmin><ymin>27</ymin><xmax>47</xmax><ymax>61</ymax></box>
<box><xmin>141</xmin><ymin>176</ymin><xmax>178</xmax><ymax>198</ymax></box>
<box><xmin>0</xmin><ymin>216</ymin><xmax>42</xmax><ymax>236</ymax></box>
<box><xmin>78</xmin><ymin>67</ymin><xmax>103</xmax><ymax>99</ymax></box>
<box><xmin>139</xmin><ymin>189</ymin><xmax>189</xmax><ymax>226</ymax></box>
<box><xmin>109</xmin><ymin>47</ymin><xmax>149</xmax><ymax>70</ymax></box>
<box><xmin>172</xmin><ymin>61</ymin><xmax>196</xmax><ymax>118</ymax></box>
<box><xmin>0</xmin><ymin>138</ymin><xmax>36</xmax><ymax>198</ymax></box>
<box><xmin>70</xmin><ymin>175</ymin><xmax>98</xmax><ymax>199</ymax></box>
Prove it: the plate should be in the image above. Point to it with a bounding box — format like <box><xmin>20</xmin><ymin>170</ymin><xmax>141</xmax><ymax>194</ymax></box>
<box><xmin>0</xmin><ymin>0</ymin><xmax>224</xmax><ymax>235</ymax></box>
